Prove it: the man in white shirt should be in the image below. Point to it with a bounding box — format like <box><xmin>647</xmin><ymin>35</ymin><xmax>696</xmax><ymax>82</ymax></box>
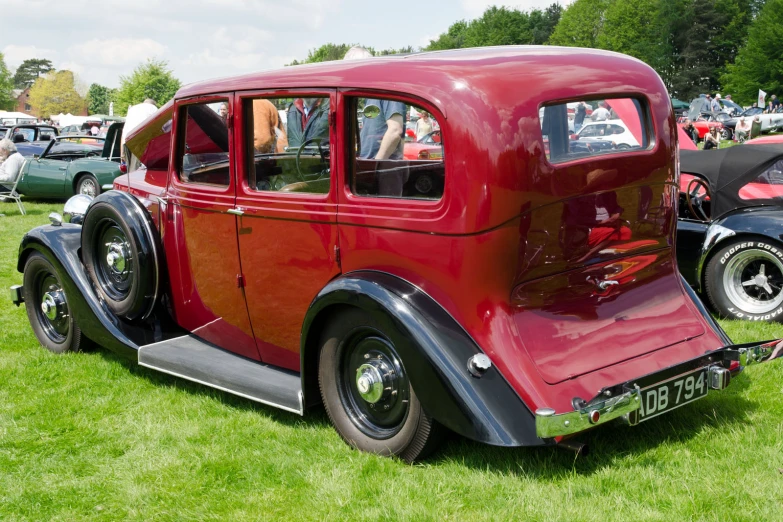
<box><xmin>591</xmin><ymin>101</ymin><xmax>611</xmax><ymax>121</ymax></box>
<box><xmin>735</xmin><ymin>117</ymin><xmax>752</xmax><ymax>141</ymax></box>
<box><xmin>120</xmin><ymin>98</ymin><xmax>158</xmax><ymax>161</ymax></box>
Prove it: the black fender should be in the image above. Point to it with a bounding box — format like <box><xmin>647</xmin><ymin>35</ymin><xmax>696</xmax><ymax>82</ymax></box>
<box><xmin>696</xmin><ymin>208</ymin><xmax>783</xmax><ymax>291</ymax></box>
<box><xmin>300</xmin><ymin>271</ymin><xmax>545</xmax><ymax>447</ymax></box>
<box><xmin>17</xmin><ymin>225</ymin><xmax>181</xmax><ymax>360</ymax></box>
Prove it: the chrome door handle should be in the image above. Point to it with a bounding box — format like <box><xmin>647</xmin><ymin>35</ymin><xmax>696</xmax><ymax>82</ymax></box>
<box><xmin>597</xmin><ymin>280</ymin><xmax>619</xmax><ymax>290</ymax></box>
<box><xmin>58</xmin><ymin>167</ymin><xmax>67</xmax><ymax>171</ymax></box>
<box><xmin>227</xmin><ymin>208</ymin><xmax>244</xmax><ymax>216</ymax></box>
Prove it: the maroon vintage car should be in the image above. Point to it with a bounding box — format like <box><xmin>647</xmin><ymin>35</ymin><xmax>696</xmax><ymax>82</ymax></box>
<box><xmin>11</xmin><ymin>47</ymin><xmax>781</xmax><ymax>462</ymax></box>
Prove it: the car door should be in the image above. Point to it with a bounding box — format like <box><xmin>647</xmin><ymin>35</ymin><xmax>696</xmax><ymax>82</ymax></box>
<box><xmin>163</xmin><ymin>95</ymin><xmax>262</xmax><ymax>361</ymax></box>
<box><xmin>21</xmin><ymin>142</ymin><xmax>67</xmax><ymax>196</ymax></box>
<box><xmin>233</xmin><ymin>90</ymin><xmax>340</xmax><ymax>371</ymax></box>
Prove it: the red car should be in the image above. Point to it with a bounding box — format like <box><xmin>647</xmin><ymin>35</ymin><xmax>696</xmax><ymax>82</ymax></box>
<box><xmin>679</xmin><ymin>114</ymin><xmax>723</xmax><ymax>140</ymax></box>
<box><xmin>11</xmin><ymin>47</ymin><xmax>781</xmax><ymax>462</ymax></box>
<box><xmin>403</xmin><ymin>130</ymin><xmax>443</xmax><ymax>160</ymax></box>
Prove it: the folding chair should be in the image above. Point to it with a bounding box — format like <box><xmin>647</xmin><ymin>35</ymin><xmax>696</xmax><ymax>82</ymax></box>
<box><xmin>0</xmin><ymin>161</ymin><xmax>27</xmax><ymax>216</ymax></box>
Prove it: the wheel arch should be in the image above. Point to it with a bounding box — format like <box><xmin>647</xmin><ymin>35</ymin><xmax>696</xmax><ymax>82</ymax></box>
<box><xmin>300</xmin><ymin>271</ymin><xmax>545</xmax><ymax>447</ymax></box>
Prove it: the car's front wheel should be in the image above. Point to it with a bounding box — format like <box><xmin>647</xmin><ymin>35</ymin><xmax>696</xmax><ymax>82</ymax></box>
<box><xmin>705</xmin><ymin>238</ymin><xmax>783</xmax><ymax>322</ymax></box>
<box><xmin>76</xmin><ymin>174</ymin><xmax>100</xmax><ymax>198</ymax></box>
<box><xmin>23</xmin><ymin>252</ymin><xmax>86</xmax><ymax>353</ymax></box>
<box><xmin>318</xmin><ymin>308</ymin><xmax>443</xmax><ymax>462</ymax></box>
<box><xmin>721</xmin><ymin>128</ymin><xmax>733</xmax><ymax>141</ymax></box>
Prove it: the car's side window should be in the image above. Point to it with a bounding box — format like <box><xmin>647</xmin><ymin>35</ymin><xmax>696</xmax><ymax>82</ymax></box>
<box><xmin>541</xmin><ymin>97</ymin><xmax>652</xmax><ymax>164</ymax></box>
<box><xmin>350</xmin><ymin>96</ymin><xmax>444</xmax><ymax>200</ymax></box>
<box><xmin>244</xmin><ymin>96</ymin><xmax>331</xmax><ymax>194</ymax></box>
<box><xmin>179</xmin><ymin>100</ymin><xmax>231</xmax><ymax>186</ymax></box>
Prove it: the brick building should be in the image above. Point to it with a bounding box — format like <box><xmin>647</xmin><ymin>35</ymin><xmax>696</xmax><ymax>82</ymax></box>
<box><xmin>12</xmin><ymin>88</ymin><xmax>35</xmax><ymax>115</ymax></box>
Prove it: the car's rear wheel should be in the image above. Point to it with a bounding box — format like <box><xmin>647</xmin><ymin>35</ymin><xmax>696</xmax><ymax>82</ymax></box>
<box><xmin>82</xmin><ymin>192</ymin><xmax>159</xmax><ymax>320</ymax></box>
<box><xmin>76</xmin><ymin>174</ymin><xmax>100</xmax><ymax>198</ymax></box>
<box><xmin>318</xmin><ymin>308</ymin><xmax>443</xmax><ymax>462</ymax></box>
<box><xmin>721</xmin><ymin>128</ymin><xmax>732</xmax><ymax>141</ymax></box>
<box><xmin>705</xmin><ymin>238</ymin><xmax>783</xmax><ymax>322</ymax></box>
<box><xmin>23</xmin><ymin>252</ymin><xmax>85</xmax><ymax>353</ymax></box>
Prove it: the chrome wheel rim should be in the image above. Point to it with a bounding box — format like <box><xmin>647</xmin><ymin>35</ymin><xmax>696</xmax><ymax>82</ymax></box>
<box><xmin>337</xmin><ymin>328</ymin><xmax>409</xmax><ymax>439</ymax></box>
<box><xmin>34</xmin><ymin>273</ymin><xmax>69</xmax><ymax>342</ymax></box>
<box><xmin>79</xmin><ymin>178</ymin><xmax>97</xmax><ymax>197</ymax></box>
<box><xmin>724</xmin><ymin>250</ymin><xmax>783</xmax><ymax>314</ymax></box>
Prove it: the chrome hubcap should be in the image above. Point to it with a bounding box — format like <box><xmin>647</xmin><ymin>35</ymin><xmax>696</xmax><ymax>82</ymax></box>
<box><xmin>80</xmin><ymin>180</ymin><xmax>96</xmax><ymax>197</ymax></box>
<box><xmin>726</xmin><ymin>250</ymin><xmax>783</xmax><ymax>314</ymax></box>
<box><xmin>40</xmin><ymin>290</ymin><xmax>66</xmax><ymax>322</ymax></box>
<box><xmin>105</xmin><ymin>243</ymin><xmax>127</xmax><ymax>273</ymax></box>
<box><xmin>355</xmin><ymin>363</ymin><xmax>386</xmax><ymax>403</ymax></box>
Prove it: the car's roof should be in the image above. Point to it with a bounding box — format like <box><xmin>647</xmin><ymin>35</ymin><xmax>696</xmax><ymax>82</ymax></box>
<box><xmin>176</xmin><ymin>46</ymin><xmax>646</xmax><ymax>102</ymax></box>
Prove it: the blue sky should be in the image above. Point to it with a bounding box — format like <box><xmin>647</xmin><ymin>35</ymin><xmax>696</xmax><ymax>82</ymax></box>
<box><xmin>3</xmin><ymin>0</ymin><xmax>573</xmax><ymax>89</ymax></box>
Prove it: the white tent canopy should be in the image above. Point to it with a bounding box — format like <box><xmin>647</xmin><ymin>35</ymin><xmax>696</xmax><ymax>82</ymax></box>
<box><xmin>51</xmin><ymin>113</ymin><xmax>89</xmax><ymax>127</ymax></box>
<box><xmin>0</xmin><ymin>111</ymin><xmax>37</xmax><ymax>125</ymax></box>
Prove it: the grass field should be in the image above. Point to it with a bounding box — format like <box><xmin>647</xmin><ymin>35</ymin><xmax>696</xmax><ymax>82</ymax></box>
<box><xmin>1</xmin><ymin>201</ymin><xmax>782</xmax><ymax>521</ymax></box>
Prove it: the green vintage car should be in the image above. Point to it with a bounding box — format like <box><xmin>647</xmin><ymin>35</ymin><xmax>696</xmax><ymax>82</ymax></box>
<box><xmin>16</xmin><ymin>123</ymin><xmax>124</xmax><ymax>199</ymax></box>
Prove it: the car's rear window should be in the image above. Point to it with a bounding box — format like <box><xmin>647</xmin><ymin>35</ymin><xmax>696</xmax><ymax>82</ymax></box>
<box><xmin>539</xmin><ymin>97</ymin><xmax>652</xmax><ymax>164</ymax></box>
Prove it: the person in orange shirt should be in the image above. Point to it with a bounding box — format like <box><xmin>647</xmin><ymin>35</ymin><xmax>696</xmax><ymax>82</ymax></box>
<box><xmin>252</xmin><ymin>99</ymin><xmax>287</xmax><ymax>153</ymax></box>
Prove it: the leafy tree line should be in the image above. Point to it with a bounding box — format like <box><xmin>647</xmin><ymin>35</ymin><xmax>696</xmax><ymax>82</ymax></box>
<box><xmin>0</xmin><ymin>56</ymin><xmax>180</xmax><ymax>118</ymax></box>
<box><xmin>289</xmin><ymin>0</ymin><xmax>779</xmax><ymax>106</ymax></box>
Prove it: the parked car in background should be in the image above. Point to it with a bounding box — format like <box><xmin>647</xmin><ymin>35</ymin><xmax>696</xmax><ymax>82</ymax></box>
<box><xmin>10</xmin><ymin>47</ymin><xmax>781</xmax><ymax>463</ymax></box>
<box><xmin>0</xmin><ymin>124</ymin><xmax>59</xmax><ymax>156</ymax></box>
<box><xmin>15</xmin><ymin>123</ymin><xmax>124</xmax><ymax>198</ymax></box>
<box><xmin>575</xmin><ymin>119</ymin><xmax>640</xmax><ymax>148</ymax></box>
<box><xmin>679</xmin><ymin>113</ymin><xmax>724</xmax><ymax>140</ymax></box>
<box><xmin>677</xmin><ymin>145</ymin><xmax>783</xmax><ymax>322</ymax></box>
<box><xmin>59</xmin><ymin>124</ymin><xmax>88</xmax><ymax>136</ymax></box>
<box><xmin>727</xmin><ymin>107</ymin><xmax>783</xmax><ymax>135</ymax></box>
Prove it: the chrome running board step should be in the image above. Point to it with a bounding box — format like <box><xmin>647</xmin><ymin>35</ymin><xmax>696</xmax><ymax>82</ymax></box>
<box><xmin>138</xmin><ymin>334</ymin><xmax>303</xmax><ymax>415</ymax></box>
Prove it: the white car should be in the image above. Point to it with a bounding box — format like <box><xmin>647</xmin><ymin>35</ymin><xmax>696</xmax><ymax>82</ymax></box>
<box><xmin>730</xmin><ymin>107</ymin><xmax>783</xmax><ymax>133</ymax></box>
<box><xmin>575</xmin><ymin>119</ymin><xmax>640</xmax><ymax>148</ymax></box>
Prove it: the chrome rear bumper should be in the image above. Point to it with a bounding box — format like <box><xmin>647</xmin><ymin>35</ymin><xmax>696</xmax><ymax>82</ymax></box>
<box><xmin>535</xmin><ymin>340</ymin><xmax>782</xmax><ymax>439</ymax></box>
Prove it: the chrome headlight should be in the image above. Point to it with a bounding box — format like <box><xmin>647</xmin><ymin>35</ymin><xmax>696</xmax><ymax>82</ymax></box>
<box><xmin>63</xmin><ymin>194</ymin><xmax>93</xmax><ymax>225</ymax></box>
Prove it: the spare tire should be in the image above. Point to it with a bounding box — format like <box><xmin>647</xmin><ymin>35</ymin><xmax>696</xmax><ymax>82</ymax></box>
<box><xmin>81</xmin><ymin>191</ymin><xmax>160</xmax><ymax>320</ymax></box>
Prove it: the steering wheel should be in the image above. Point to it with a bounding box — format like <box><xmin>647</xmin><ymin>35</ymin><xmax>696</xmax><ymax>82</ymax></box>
<box><xmin>86</xmin><ymin>150</ymin><xmax>102</xmax><ymax>158</ymax></box>
<box><xmin>295</xmin><ymin>138</ymin><xmax>329</xmax><ymax>182</ymax></box>
<box><xmin>686</xmin><ymin>177</ymin><xmax>711</xmax><ymax>221</ymax></box>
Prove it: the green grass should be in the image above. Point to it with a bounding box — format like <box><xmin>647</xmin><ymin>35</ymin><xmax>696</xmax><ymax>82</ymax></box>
<box><xmin>1</xmin><ymin>201</ymin><xmax>783</xmax><ymax>521</ymax></box>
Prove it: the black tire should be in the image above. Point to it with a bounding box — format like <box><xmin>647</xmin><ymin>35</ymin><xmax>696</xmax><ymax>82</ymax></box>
<box><xmin>23</xmin><ymin>252</ymin><xmax>85</xmax><ymax>353</ymax></box>
<box><xmin>704</xmin><ymin>238</ymin><xmax>783</xmax><ymax>322</ymax></box>
<box><xmin>720</xmin><ymin>128</ymin><xmax>732</xmax><ymax>141</ymax></box>
<box><xmin>318</xmin><ymin>308</ymin><xmax>443</xmax><ymax>462</ymax></box>
<box><xmin>76</xmin><ymin>174</ymin><xmax>100</xmax><ymax>198</ymax></box>
<box><xmin>82</xmin><ymin>192</ymin><xmax>159</xmax><ymax>320</ymax></box>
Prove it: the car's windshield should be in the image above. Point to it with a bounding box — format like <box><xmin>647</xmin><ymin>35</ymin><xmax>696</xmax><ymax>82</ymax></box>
<box><xmin>743</xmin><ymin>107</ymin><xmax>762</xmax><ymax>116</ymax></box>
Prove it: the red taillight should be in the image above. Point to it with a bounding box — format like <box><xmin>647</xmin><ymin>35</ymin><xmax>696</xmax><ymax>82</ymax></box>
<box><xmin>119</xmin><ymin>163</ymin><xmax>127</xmax><ymax>173</ymax></box>
<box><xmin>729</xmin><ymin>360</ymin><xmax>740</xmax><ymax>372</ymax></box>
<box><xmin>589</xmin><ymin>410</ymin><xmax>600</xmax><ymax>424</ymax></box>
<box><xmin>418</xmin><ymin>150</ymin><xmax>430</xmax><ymax>159</ymax></box>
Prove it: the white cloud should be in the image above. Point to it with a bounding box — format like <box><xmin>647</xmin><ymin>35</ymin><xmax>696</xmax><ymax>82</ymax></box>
<box><xmin>67</xmin><ymin>38</ymin><xmax>167</xmax><ymax>67</ymax></box>
<box><xmin>461</xmin><ymin>0</ymin><xmax>574</xmax><ymax>16</ymax></box>
<box><xmin>2</xmin><ymin>45</ymin><xmax>58</xmax><ymax>68</ymax></box>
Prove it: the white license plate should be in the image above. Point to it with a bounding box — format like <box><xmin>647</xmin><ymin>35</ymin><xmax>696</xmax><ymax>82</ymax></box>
<box><xmin>638</xmin><ymin>367</ymin><xmax>709</xmax><ymax>421</ymax></box>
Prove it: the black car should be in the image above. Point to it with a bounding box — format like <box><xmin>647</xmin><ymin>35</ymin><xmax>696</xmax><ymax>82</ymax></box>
<box><xmin>677</xmin><ymin>144</ymin><xmax>783</xmax><ymax>322</ymax></box>
<box><xmin>0</xmin><ymin>124</ymin><xmax>59</xmax><ymax>156</ymax></box>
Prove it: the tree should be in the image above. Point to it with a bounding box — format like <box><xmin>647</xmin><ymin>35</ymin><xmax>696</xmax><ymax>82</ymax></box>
<box><xmin>86</xmin><ymin>83</ymin><xmax>117</xmax><ymax>114</ymax></box>
<box><xmin>547</xmin><ymin>0</ymin><xmax>613</xmax><ymax>47</ymax></box>
<box><xmin>28</xmin><ymin>70</ymin><xmax>85</xmax><ymax>117</ymax></box>
<box><xmin>13</xmin><ymin>58</ymin><xmax>54</xmax><ymax>89</ymax></box>
<box><xmin>0</xmin><ymin>53</ymin><xmax>15</xmax><ymax>111</ymax></box>
<box><xmin>425</xmin><ymin>5</ymin><xmax>562</xmax><ymax>51</ymax></box>
<box><xmin>114</xmin><ymin>59</ymin><xmax>181</xmax><ymax>115</ymax></box>
<box><xmin>426</xmin><ymin>20</ymin><xmax>469</xmax><ymax>50</ymax></box>
<box><xmin>721</xmin><ymin>0</ymin><xmax>783</xmax><ymax>104</ymax></box>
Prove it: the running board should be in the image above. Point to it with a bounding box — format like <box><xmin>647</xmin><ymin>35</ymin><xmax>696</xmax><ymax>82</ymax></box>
<box><xmin>138</xmin><ymin>334</ymin><xmax>303</xmax><ymax>415</ymax></box>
